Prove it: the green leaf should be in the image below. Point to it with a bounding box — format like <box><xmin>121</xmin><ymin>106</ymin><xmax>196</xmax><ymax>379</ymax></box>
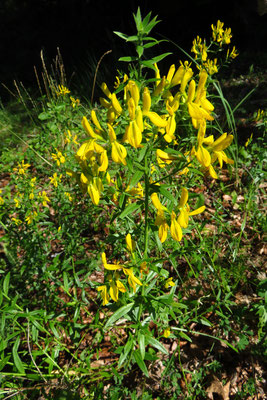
<box><xmin>133</xmin><ymin>349</ymin><xmax>149</xmax><ymax>377</ymax></box>
<box><xmin>138</xmin><ymin>333</ymin><xmax>146</xmax><ymax>360</ymax></box>
<box><xmin>118</xmin><ymin>202</ymin><xmax>141</xmax><ymax>219</ymax></box>
<box><xmin>136</xmin><ymin>45</ymin><xmax>144</xmax><ymax>58</ymax></box>
<box><xmin>159</xmin><ymin>186</ymin><xmax>176</xmax><ymax>204</ymax></box>
<box><xmin>178</xmin><ymin>331</ymin><xmax>192</xmax><ymax>342</ymax></box>
<box><xmin>113</xmin><ymin>31</ymin><xmax>129</xmax><ymax>41</ymax></box>
<box><xmin>118</xmin><ymin>335</ymin><xmax>134</xmax><ymax>367</ymax></box>
<box><xmin>141</xmin><ymin>60</ymin><xmax>158</xmax><ymax>70</ymax></box>
<box><xmin>133</xmin><ymin>7</ymin><xmax>143</xmax><ymax>31</ymax></box>
<box><xmin>151</xmin><ymin>52</ymin><xmax>172</xmax><ymax>63</ymax></box>
<box><xmin>128</xmin><ymin>170</ymin><xmax>144</xmax><ymax>189</ymax></box>
<box><xmin>63</xmin><ymin>271</ymin><xmax>69</xmax><ymax>293</ymax></box>
<box><xmin>38</xmin><ymin>111</ymin><xmax>51</xmax><ymax>120</ymax></box>
<box><xmin>125</xmin><ymin>35</ymin><xmax>139</xmax><ymax>42</ymax></box>
<box><xmin>146</xmin><ymin>336</ymin><xmax>168</xmax><ymax>355</ymax></box>
<box><xmin>143</xmin><ymin>41</ymin><xmax>160</xmax><ymax>49</ymax></box>
<box><xmin>104</xmin><ymin>303</ymin><xmax>134</xmax><ymax>329</ymax></box>
<box><xmin>118</xmin><ymin>56</ymin><xmax>138</xmax><ymax>62</ymax></box>
<box><xmin>3</xmin><ymin>272</ymin><xmax>10</xmax><ymax>296</ymax></box>
<box><xmin>12</xmin><ymin>337</ymin><xmax>25</xmax><ymax>374</ymax></box>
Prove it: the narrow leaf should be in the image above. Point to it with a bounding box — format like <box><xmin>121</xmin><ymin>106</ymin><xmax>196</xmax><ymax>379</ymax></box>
<box><xmin>118</xmin><ymin>335</ymin><xmax>134</xmax><ymax>367</ymax></box>
<box><xmin>118</xmin><ymin>202</ymin><xmax>141</xmax><ymax>219</ymax></box>
<box><xmin>133</xmin><ymin>349</ymin><xmax>149</xmax><ymax>377</ymax></box>
<box><xmin>104</xmin><ymin>303</ymin><xmax>134</xmax><ymax>329</ymax></box>
<box><xmin>113</xmin><ymin>31</ymin><xmax>129</xmax><ymax>40</ymax></box>
<box><xmin>119</xmin><ymin>56</ymin><xmax>138</xmax><ymax>62</ymax></box>
<box><xmin>146</xmin><ymin>336</ymin><xmax>168</xmax><ymax>355</ymax></box>
<box><xmin>138</xmin><ymin>333</ymin><xmax>146</xmax><ymax>360</ymax></box>
<box><xmin>3</xmin><ymin>272</ymin><xmax>10</xmax><ymax>296</ymax></box>
<box><xmin>12</xmin><ymin>337</ymin><xmax>25</xmax><ymax>374</ymax></box>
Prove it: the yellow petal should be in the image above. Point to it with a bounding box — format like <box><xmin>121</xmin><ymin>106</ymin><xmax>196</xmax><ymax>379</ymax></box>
<box><xmin>166</xmin><ymin>64</ymin><xmax>175</xmax><ymax>84</ymax></box>
<box><xmin>151</xmin><ymin>192</ymin><xmax>163</xmax><ymax>210</ymax></box>
<box><xmin>187</xmin><ymin>80</ymin><xmax>196</xmax><ymax>103</ymax></box>
<box><xmin>171</xmin><ymin>65</ymin><xmax>184</xmax><ymax>86</ymax></box>
<box><xmin>170</xmin><ymin>216</ymin><xmax>183</xmax><ymax>241</ymax></box>
<box><xmin>111</xmin><ymin>93</ymin><xmax>122</xmax><ymax>114</ymax></box>
<box><xmin>196</xmin><ymin>145</ymin><xmax>211</xmax><ymax>167</ymax></box>
<box><xmin>126</xmin><ymin>233</ymin><xmax>135</xmax><ymax>253</ymax></box>
<box><xmin>128</xmin><ymin>120</ymin><xmax>142</xmax><ymax>148</ymax></box>
<box><xmin>109</xmin><ymin>283</ymin><xmax>119</xmax><ymax>302</ymax></box>
<box><xmin>142</xmin><ymin>87</ymin><xmax>151</xmax><ymax>113</ymax></box>
<box><xmin>82</xmin><ymin>117</ymin><xmax>99</xmax><ymax>139</ymax></box>
<box><xmin>189</xmin><ymin>205</ymin><xmax>206</xmax><ymax>216</ymax></box>
<box><xmin>179</xmin><ymin>188</ymin><xmax>188</xmax><ymax>208</ymax></box>
<box><xmin>128</xmin><ymin>97</ymin><xmax>136</xmax><ymax>120</ymax></box>
<box><xmin>88</xmin><ymin>181</ymin><xmax>100</xmax><ymax>205</ymax></box>
<box><xmin>146</xmin><ymin>111</ymin><xmax>168</xmax><ymax>127</ymax></box>
<box><xmin>101</xmin><ymin>82</ymin><xmax>112</xmax><ymax>99</ymax></box>
<box><xmin>108</xmin><ymin>123</ymin><xmax>117</xmax><ymax>142</ymax></box>
<box><xmin>159</xmin><ymin>222</ymin><xmax>169</xmax><ymax>243</ymax></box>
<box><xmin>128</xmin><ymin>80</ymin><xmax>140</xmax><ymax>107</ymax></box>
<box><xmin>98</xmin><ymin>150</ymin><xmax>108</xmax><ymax>171</ymax></box>
<box><xmin>91</xmin><ymin>110</ymin><xmax>103</xmax><ymax>131</ymax></box>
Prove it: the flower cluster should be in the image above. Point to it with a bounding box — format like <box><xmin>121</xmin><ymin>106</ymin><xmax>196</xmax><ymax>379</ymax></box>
<box><xmin>191</xmin><ymin>20</ymin><xmax>238</xmax><ymax>76</ymax></box>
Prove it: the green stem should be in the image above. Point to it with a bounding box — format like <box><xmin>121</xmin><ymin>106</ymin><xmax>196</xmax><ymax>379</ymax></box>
<box><xmin>144</xmin><ymin>155</ymin><xmax>149</xmax><ymax>258</ymax></box>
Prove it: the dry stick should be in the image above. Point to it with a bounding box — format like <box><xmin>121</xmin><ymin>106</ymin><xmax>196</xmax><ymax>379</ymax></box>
<box><xmin>41</xmin><ymin>71</ymin><xmax>51</xmax><ymax>101</ymax></box>
<box><xmin>19</xmin><ymin>81</ymin><xmax>37</xmax><ymax>110</ymax></box>
<box><xmin>34</xmin><ymin>65</ymin><xmax>43</xmax><ymax>97</ymax></box>
<box><xmin>91</xmin><ymin>50</ymin><xmax>112</xmax><ymax>104</ymax></box>
<box><xmin>13</xmin><ymin>80</ymin><xmax>36</xmax><ymax>125</ymax></box>
<box><xmin>27</xmin><ymin>321</ymin><xmax>47</xmax><ymax>383</ymax></box>
<box><xmin>40</xmin><ymin>50</ymin><xmax>53</xmax><ymax>100</ymax></box>
<box><xmin>1</xmin><ymin>83</ymin><xmax>17</xmax><ymax>98</ymax></box>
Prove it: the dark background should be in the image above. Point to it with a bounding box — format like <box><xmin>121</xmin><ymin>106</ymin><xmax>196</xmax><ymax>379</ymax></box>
<box><xmin>1</xmin><ymin>0</ymin><xmax>266</xmax><ymax>102</ymax></box>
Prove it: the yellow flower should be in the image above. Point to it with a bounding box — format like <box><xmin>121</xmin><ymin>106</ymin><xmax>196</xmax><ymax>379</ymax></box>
<box><xmin>97</xmin><ymin>285</ymin><xmax>109</xmax><ymax>306</ymax></box>
<box><xmin>156</xmin><ymin>148</ymin><xmax>177</xmax><ymax>168</ymax></box>
<box><xmin>126</xmin><ymin>233</ymin><xmax>135</xmax><ymax>254</ymax></box>
<box><xmin>25</xmin><ymin>211</ymin><xmax>38</xmax><ymax>225</ymax></box>
<box><xmin>56</xmin><ymin>85</ymin><xmax>70</xmax><ymax>96</ymax></box>
<box><xmin>124</xmin><ymin>268</ymin><xmax>142</xmax><ymax>293</ymax></box>
<box><xmin>51</xmin><ymin>149</ymin><xmax>66</xmax><ymax>166</ymax></box>
<box><xmin>13</xmin><ymin>160</ymin><xmax>31</xmax><ymax>175</ymax></box>
<box><xmin>108</xmin><ymin>124</ymin><xmax>127</xmax><ymax>165</ymax></box>
<box><xmin>163</xmin><ymin>327</ymin><xmax>171</xmax><ymax>338</ymax></box>
<box><xmin>223</xmin><ymin>28</ymin><xmax>232</xmax><ymax>44</ymax></box>
<box><xmin>126</xmin><ymin>182</ymin><xmax>144</xmax><ymax>199</ymax></box>
<box><xmin>202</xmin><ymin>59</ymin><xmax>218</xmax><ymax>75</ymax></box>
<box><xmin>151</xmin><ymin>192</ymin><xmax>169</xmax><ymax>243</ymax></box>
<box><xmin>101</xmin><ymin>252</ymin><xmax>142</xmax><ymax>294</ymax></box>
<box><xmin>108</xmin><ymin>272</ymin><xmax>127</xmax><ymax>302</ymax></box>
<box><xmin>38</xmin><ymin>191</ymin><xmax>50</xmax><ymax>207</ymax></box>
<box><xmin>170</xmin><ymin>211</ymin><xmax>183</xmax><ymax>242</ymax></box>
<box><xmin>177</xmin><ymin>188</ymin><xmax>205</xmax><ymax>229</ymax></box>
<box><xmin>211</xmin><ymin>20</ymin><xmax>225</xmax><ymax>43</ymax></box>
<box><xmin>64</xmin><ymin>192</ymin><xmax>73</xmax><ymax>202</ymax></box>
<box><xmin>191</xmin><ymin>36</ymin><xmax>208</xmax><ymax>61</ymax></box>
<box><xmin>49</xmin><ymin>172</ymin><xmax>62</xmax><ymax>188</ymax></box>
<box><xmin>165</xmin><ymin>277</ymin><xmax>175</xmax><ymax>288</ymax></box>
<box><xmin>30</xmin><ymin>177</ymin><xmax>37</xmax><ymax>188</ymax></box>
<box><xmin>187</xmin><ymin>71</ymin><xmax>214</xmax><ymax>128</ymax></box>
<box><xmin>12</xmin><ymin>217</ymin><xmax>22</xmax><ymax>226</ymax></box>
<box><xmin>70</xmin><ymin>96</ymin><xmax>80</xmax><ymax>108</ymax></box>
<box><xmin>0</xmin><ymin>190</ymin><xmax>4</xmax><ymax>205</ymax></box>
<box><xmin>226</xmin><ymin>46</ymin><xmax>238</xmax><ymax>60</ymax></box>
<box><xmin>64</xmin><ymin>130</ymin><xmax>79</xmax><ymax>145</ymax></box>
